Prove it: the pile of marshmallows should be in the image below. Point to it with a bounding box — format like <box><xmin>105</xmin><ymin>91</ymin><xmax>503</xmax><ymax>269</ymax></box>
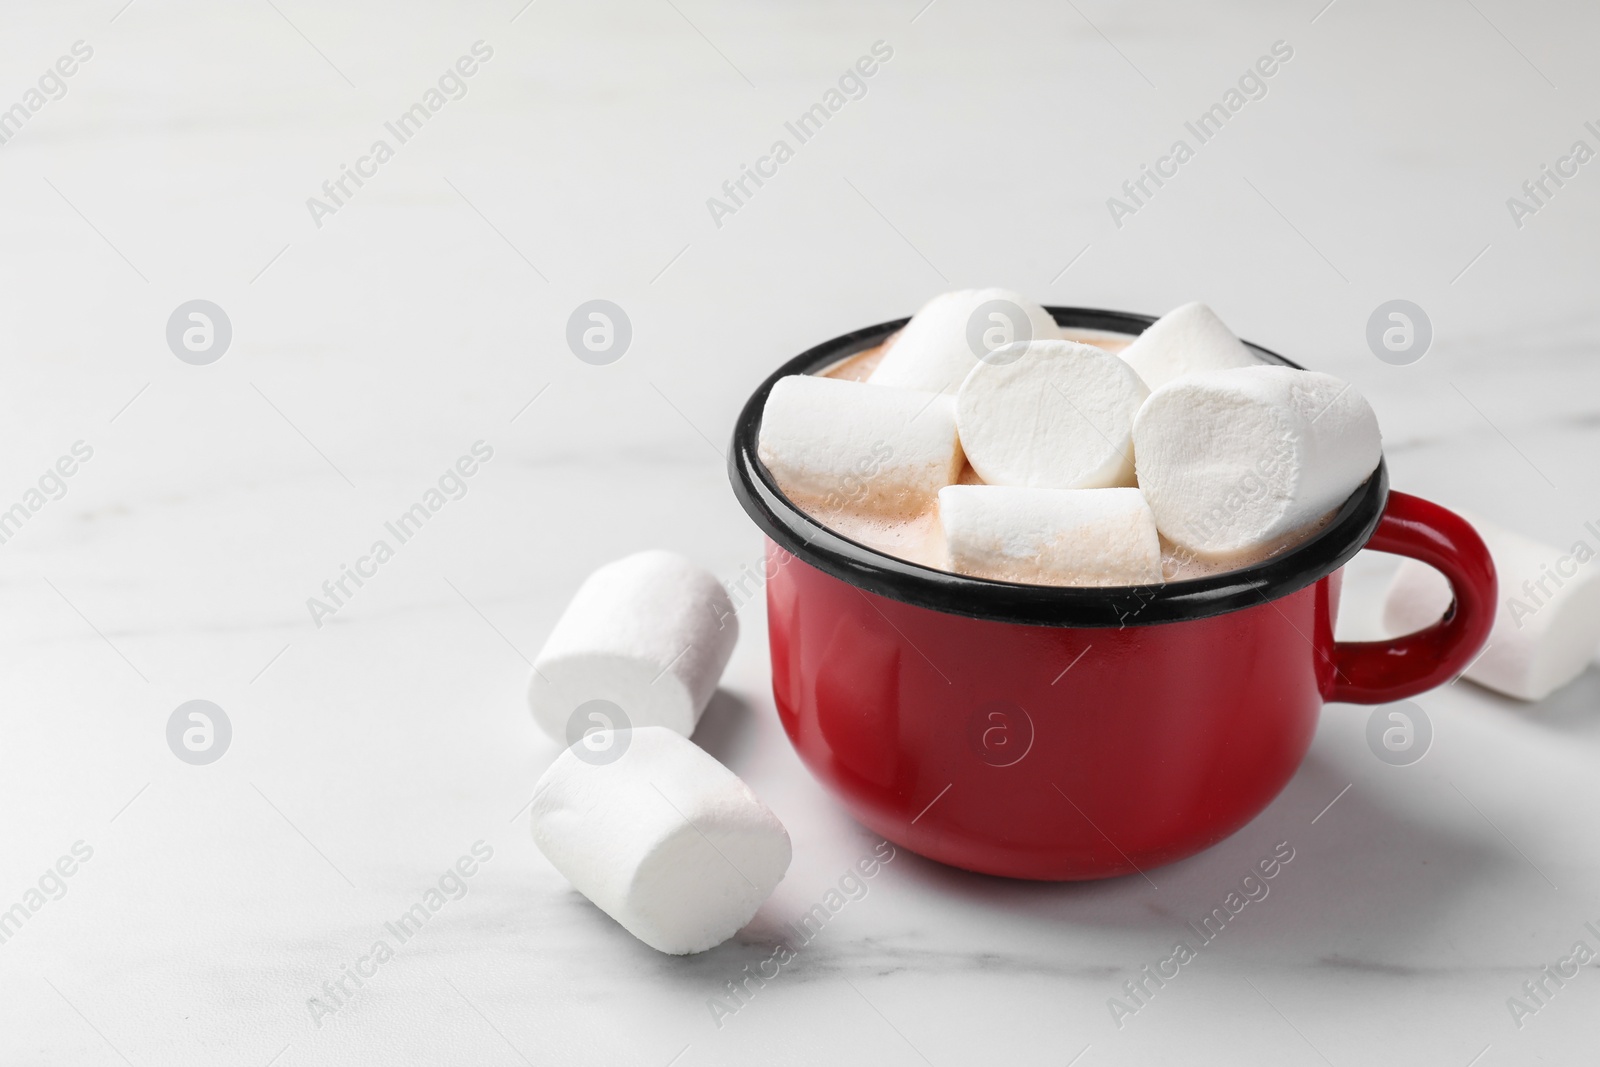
<box><xmin>518</xmin><ymin>295</ymin><xmax>1385</xmax><ymax>959</ymax></box>
<box><xmin>526</xmin><ymin>550</ymin><xmax>790</xmax><ymax>955</ymax></box>
<box><xmin>517</xmin><ymin>294</ymin><xmax>1597</xmax><ymax>963</ymax></box>
<box><xmin>760</xmin><ymin>290</ymin><xmax>1383</xmax><ymax>584</ymax></box>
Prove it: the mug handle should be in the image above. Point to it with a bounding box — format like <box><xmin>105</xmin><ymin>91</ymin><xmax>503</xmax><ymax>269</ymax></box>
<box><xmin>1324</xmin><ymin>491</ymin><xmax>1498</xmax><ymax>705</ymax></box>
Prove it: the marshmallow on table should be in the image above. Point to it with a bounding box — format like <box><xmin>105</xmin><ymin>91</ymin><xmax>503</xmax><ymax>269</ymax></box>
<box><xmin>1118</xmin><ymin>302</ymin><xmax>1264</xmax><ymax>391</ymax></box>
<box><xmin>1132</xmin><ymin>366</ymin><xmax>1382</xmax><ymax>560</ymax></box>
<box><xmin>939</xmin><ymin>485</ymin><xmax>1163</xmax><ymax>585</ymax></box>
<box><xmin>758</xmin><ymin>374</ymin><xmax>962</xmax><ymax>514</ymax></box>
<box><xmin>1383</xmin><ymin>511</ymin><xmax>1600</xmax><ymax>701</ymax></box>
<box><xmin>528</xmin><ymin>550</ymin><xmax>737</xmax><ymax>742</ymax></box>
<box><xmin>868</xmin><ymin>288</ymin><xmax>1063</xmax><ymax>394</ymax></box>
<box><xmin>531</xmin><ymin>726</ymin><xmax>792</xmax><ymax>955</ymax></box>
<box><xmin>955</xmin><ymin>339</ymin><xmax>1147</xmax><ymax>490</ymax></box>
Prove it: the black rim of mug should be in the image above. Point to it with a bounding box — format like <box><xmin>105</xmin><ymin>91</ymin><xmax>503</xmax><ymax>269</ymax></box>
<box><xmin>727</xmin><ymin>306</ymin><xmax>1389</xmax><ymax>627</ymax></box>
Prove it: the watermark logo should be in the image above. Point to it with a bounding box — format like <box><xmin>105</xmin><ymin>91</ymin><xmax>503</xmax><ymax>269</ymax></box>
<box><xmin>967</xmin><ymin>699</ymin><xmax>1034</xmax><ymax>767</ymax></box>
<box><xmin>566</xmin><ymin>300</ymin><xmax>631</xmax><ymax>366</ymax></box>
<box><xmin>1506</xmin><ymin>124</ymin><xmax>1599</xmax><ymax>230</ymax></box>
<box><xmin>306</xmin><ymin>441</ymin><xmax>495</xmax><ymax>628</ymax></box>
<box><xmin>1108</xmin><ymin>40</ymin><xmax>1293</xmax><ymax>228</ymax></box>
<box><xmin>707</xmin><ymin>841</ymin><xmax>898</xmax><ymax>1029</ymax></box>
<box><xmin>1365</xmin><ymin>700</ymin><xmax>1431</xmax><ymax>766</ymax></box>
<box><xmin>705</xmin><ymin>41</ymin><xmax>894</xmax><ymax>229</ymax></box>
<box><xmin>1505</xmin><ymin>918</ymin><xmax>1600</xmax><ymax>1030</ymax></box>
<box><xmin>306</xmin><ymin>840</ymin><xmax>494</xmax><ymax>1027</ymax></box>
<box><xmin>566</xmin><ymin>699</ymin><xmax>631</xmax><ymax>765</ymax></box>
<box><xmin>305</xmin><ymin>42</ymin><xmax>494</xmax><ymax>229</ymax></box>
<box><xmin>818</xmin><ymin>440</ymin><xmax>893</xmax><ymax>511</ymax></box>
<box><xmin>0</xmin><ymin>440</ymin><xmax>94</xmax><ymax>548</ymax></box>
<box><xmin>167</xmin><ymin>700</ymin><xmax>231</xmax><ymax>765</ymax></box>
<box><xmin>1365</xmin><ymin>300</ymin><xmax>1430</xmax><ymax>366</ymax></box>
<box><xmin>967</xmin><ymin>299</ymin><xmax>1033</xmax><ymax>365</ymax></box>
<box><xmin>0</xmin><ymin>40</ymin><xmax>94</xmax><ymax>149</ymax></box>
<box><xmin>167</xmin><ymin>300</ymin><xmax>232</xmax><ymax>365</ymax></box>
<box><xmin>1504</xmin><ymin>517</ymin><xmax>1600</xmax><ymax>628</ymax></box>
<box><xmin>0</xmin><ymin>840</ymin><xmax>94</xmax><ymax>949</ymax></box>
<box><xmin>717</xmin><ymin>550</ymin><xmax>794</xmax><ymax>627</ymax></box>
<box><xmin>1108</xmin><ymin>841</ymin><xmax>1296</xmax><ymax>1029</ymax></box>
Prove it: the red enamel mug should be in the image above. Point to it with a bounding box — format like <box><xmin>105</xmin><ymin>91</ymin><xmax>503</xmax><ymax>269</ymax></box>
<box><xmin>729</xmin><ymin>307</ymin><xmax>1497</xmax><ymax>881</ymax></box>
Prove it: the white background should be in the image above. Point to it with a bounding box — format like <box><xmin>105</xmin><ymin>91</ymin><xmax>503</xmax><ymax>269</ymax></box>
<box><xmin>0</xmin><ymin>1</ymin><xmax>1597</xmax><ymax>1064</ymax></box>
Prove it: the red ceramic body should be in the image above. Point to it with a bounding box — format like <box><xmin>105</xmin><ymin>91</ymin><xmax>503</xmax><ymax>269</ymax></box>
<box><xmin>761</xmin><ymin>492</ymin><xmax>1496</xmax><ymax>880</ymax></box>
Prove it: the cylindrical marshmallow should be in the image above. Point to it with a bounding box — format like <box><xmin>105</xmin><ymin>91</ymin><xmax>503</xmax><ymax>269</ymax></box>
<box><xmin>1383</xmin><ymin>511</ymin><xmax>1600</xmax><ymax>701</ymax></box>
<box><xmin>758</xmin><ymin>374</ymin><xmax>963</xmax><ymax>514</ymax></box>
<box><xmin>1132</xmin><ymin>366</ymin><xmax>1382</xmax><ymax>560</ymax></box>
<box><xmin>531</xmin><ymin>726</ymin><xmax>792</xmax><ymax>955</ymax></box>
<box><xmin>1118</xmin><ymin>302</ymin><xmax>1264</xmax><ymax>392</ymax></box>
<box><xmin>939</xmin><ymin>485</ymin><xmax>1163</xmax><ymax>586</ymax></box>
<box><xmin>955</xmin><ymin>339</ymin><xmax>1147</xmax><ymax>490</ymax></box>
<box><xmin>528</xmin><ymin>550</ymin><xmax>737</xmax><ymax>741</ymax></box>
<box><xmin>868</xmin><ymin>288</ymin><xmax>1064</xmax><ymax>394</ymax></box>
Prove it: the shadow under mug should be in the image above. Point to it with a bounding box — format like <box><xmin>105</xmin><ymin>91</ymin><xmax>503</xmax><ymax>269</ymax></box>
<box><xmin>729</xmin><ymin>306</ymin><xmax>1498</xmax><ymax>881</ymax></box>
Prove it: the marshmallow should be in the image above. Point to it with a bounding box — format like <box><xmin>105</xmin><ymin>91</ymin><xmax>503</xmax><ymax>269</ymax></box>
<box><xmin>955</xmin><ymin>340</ymin><xmax>1147</xmax><ymax>490</ymax></box>
<box><xmin>1383</xmin><ymin>512</ymin><xmax>1600</xmax><ymax>701</ymax></box>
<box><xmin>758</xmin><ymin>374</ymin><xmax>962</xmax><ymax>515</ymax></box>
<box><xmin>531</xmin><ymin>726</ymin><xmax>792</xmax><ymax>955</ymax></box>
<box><xmin>528</xmin><ymin>550</ymin><xmax>737</xmax><ymax>741</ymax></box>
<box><xmin>1118</xmin><ymin>302</ymin><xmax>1264</xmax><ymax>391</ymax></box>
<box><xmin>1132</xmin><ymin>366</ymin><xmax>1382</xmax><ymax>560</ymax></box>
<box><xmin>869</xmin><ymin>288</ymin><xmax>1064</xmax><ymax>394</ymax></box>
<box><xmin>939</xmin><ymin>485</ymin><xmax>1163</xmax><ymax>585</ymax></box>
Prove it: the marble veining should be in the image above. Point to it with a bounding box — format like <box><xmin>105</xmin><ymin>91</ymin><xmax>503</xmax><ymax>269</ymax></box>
<box><xmin>1</xmin><ymin>0</ymin><xmax>1597</xmax><ymax>1064</ymax></box>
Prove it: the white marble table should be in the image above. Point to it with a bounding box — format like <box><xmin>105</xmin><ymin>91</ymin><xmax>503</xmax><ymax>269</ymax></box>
<box><xmin>1</xmin><ymin>0</ymin><xmax>1597</xmax><ymax>1063</ymax></box>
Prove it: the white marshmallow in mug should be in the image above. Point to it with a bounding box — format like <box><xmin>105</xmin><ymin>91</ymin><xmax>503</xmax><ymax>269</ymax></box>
<box><xmin>955</xmin><ymin>339</ymin><xmax>1148</xmax><ymax>490</ymax></box>
<box><xmin>758</xmin><ymin>374</ymin><xmax>962</xmax><ymax>513</ymax></box>
<box><xmin>531</xmin><ymin>726</ymin><xmax>792</xmax><ymax>955</ymax></box>
<box><xmin>868</xmin><ymin>288</ymin><xmax>1063</xmax><ymax>394</ymax></box>
<box><xmin>1132</xmin><ymin>366</ymin><xmax>1382</xmax><ymax>560</ymax></box>
<box><xmin>1383</xmin><ymin>512</ymin><xmax>1600</xmax><ymax>701</ymax></box>
<box><xmin>1117</xmin><ymin>301</ymin><xmax>1264</xmax><ymax>392</ymax></box>
<box><xmin>528</xmin><ymin>550</ymin><xmax>737</xmax><ymax>741</ymax></box>
<box><xmin>939</xmin><ymin>485</ymin><xmax>1163</xmax><ymax>586</ymax></box>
